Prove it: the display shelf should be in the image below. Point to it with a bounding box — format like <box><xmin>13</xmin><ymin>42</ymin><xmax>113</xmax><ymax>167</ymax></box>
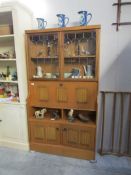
<box><xmin>0</xmin><ymin>58</ymin><xmax>16</xmax><ymax>61</ymax></box>
<box><xmin>0</xmin><ymin>34</ymin><xmax>14</xmax><ymax>42</ymax></box>
<box><xmin>29</xmin><ymin>118</ymin><xmax>96</xmax><ymax>127</ymax></box>
<box><xmin>64</xmin><ymin>55</ymin><xmax>96</xmax><ymax>58</ymax></box>
<box><xmin>0</xmin><ymin>80</ymin><xmax>18</xmax><ymax>83</ymax></box>
<box><xmin>0</xmin><ymin>34</ymin><xmax>14</xmax><ymax>38</ymax></box>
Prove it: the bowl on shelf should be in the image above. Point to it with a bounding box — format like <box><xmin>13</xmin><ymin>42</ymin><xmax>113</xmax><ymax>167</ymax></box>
<box><xmin>64</xmin><ymin>72</ymin><xmax>72</xmax><ymax>78</ymax></box>
<box><xmin>45</xmin><ymin>73</ymin><xmax>52</xmax><ymax>78</ymax></box>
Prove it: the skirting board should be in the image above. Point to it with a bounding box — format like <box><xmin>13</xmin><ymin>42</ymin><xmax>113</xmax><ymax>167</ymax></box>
<box><xmin>0</xmin><ymin>140</ymin><xmax>29</xmax><ymax>151</ymax></box>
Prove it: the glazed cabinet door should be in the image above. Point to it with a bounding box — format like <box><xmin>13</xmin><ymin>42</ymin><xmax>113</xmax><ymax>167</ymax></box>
<box><xmin>27</xmin><ymin>32</ymin><xmax>60</xmax><ymax>80</ymax></box>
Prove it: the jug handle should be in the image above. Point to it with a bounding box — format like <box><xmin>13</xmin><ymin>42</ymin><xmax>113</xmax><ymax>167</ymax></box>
<box><xmin>65</xmin><ymin>17</ymin><xmax>69</xmax><ymax>26</ymax></box>
<box><xmin>87</xmin><ymin>13</ymin><xmax>92</xmax><ymax>24</ymax></box>
<box><xmin>44</xmin><ymin>20</ymin><xmax>47</xmax><ymax>27</ymax></box>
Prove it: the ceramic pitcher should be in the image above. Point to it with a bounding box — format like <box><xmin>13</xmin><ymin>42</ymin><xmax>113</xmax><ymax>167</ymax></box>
<box><xmin>36</xmin><ymin>18</ymin><xmax>47</xmax><ymax>29</ymax></box>
<box><xmin>78</xmin><ymin>11</ymin><xmax>92</xmax><ymax>26</ymax></box>
<box><xmin>56</xmin><ymin>14</ymin><xmax>69</xmax><ymax>27</ymax></box>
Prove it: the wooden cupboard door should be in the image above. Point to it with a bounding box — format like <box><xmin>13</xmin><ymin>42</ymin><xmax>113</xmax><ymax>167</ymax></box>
<box><xmin>74</xmin><ymin>82</ymin><xmax>97</xmax><ymax>110</ymax></box>
<box><xmin>30</xmin><ymin>124</ymin><xmax>46</xmax><ymax>143</ymax></box>
<box><xmin>62</xmin><ymin>126</ymin><xmax>79</xmax><ymax>148</ymax></box>
<box><xmin>58</xmin><ymin>82</ymin><xmax>97</xmax><ymax>110</ymax></box>
<box><xmin>29</xmin><ymin>81</ymin><xmax>56</xmax><ymax>107</ymax></box>
<box><xmin>62</xmin><ymin>125</ymin><xmax>96</xmax><ymax>150</ymax></box>
<box><xmin>79</xmin><ymin>127</ymin><xmax>96</xmax><ymax>150</ymax></box>
<box><xmin>46</xmin><ymin>124</ymin><xmax>60</xmax><ymax>145</ymax></box>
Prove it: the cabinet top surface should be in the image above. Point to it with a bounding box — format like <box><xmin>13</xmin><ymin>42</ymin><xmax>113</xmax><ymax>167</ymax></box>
<box><xmin>25</xmin><ymin>25</ymin><xmax>101</xmax><ymax>34</ymax></box>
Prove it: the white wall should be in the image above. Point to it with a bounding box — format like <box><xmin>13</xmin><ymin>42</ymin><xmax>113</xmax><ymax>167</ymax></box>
<box><xmin>1</xmin><ymin>0</ymin><xmax>131</xmax><ymax>91</ymax></box>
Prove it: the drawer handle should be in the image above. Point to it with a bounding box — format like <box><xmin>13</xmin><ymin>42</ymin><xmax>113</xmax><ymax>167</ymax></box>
<box><xmin>56</xmin><ymin>128</ymin><xmax>59</xmax><ymax>131</ymax></box>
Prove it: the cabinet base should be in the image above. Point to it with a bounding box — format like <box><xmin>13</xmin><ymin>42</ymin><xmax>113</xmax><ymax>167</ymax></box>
<box><xmin>30</xmin><ymin>143</ymin><xmax>95</xmax><ymax>160</ymax></box>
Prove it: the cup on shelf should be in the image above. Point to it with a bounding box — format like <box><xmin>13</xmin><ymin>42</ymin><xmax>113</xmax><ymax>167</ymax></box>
<box><xmin>45</xmin><ymin>73</ymin><xmax>52</xmax><ymax>78</ymax></box>
<box><xmin>36</xmin><ymin>66</ymin><xmax>43</xmax><ymax>78</ymax></box>
<box><xmin>64</xmin><ymin>72</ymin><xmax>72</xmax><ymax>78</ymax></box>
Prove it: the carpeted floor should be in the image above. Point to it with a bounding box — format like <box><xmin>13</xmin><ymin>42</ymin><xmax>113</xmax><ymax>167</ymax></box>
<box><xmin>0</xmin><ymin>147</ymin><xmax>131</xmax><ymax>175</ymax></box>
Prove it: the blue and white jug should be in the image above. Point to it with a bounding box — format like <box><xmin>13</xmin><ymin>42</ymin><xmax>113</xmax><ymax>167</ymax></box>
<box><xmin>78</xmin><ymin>11</ymin><xmax>92</xmax><ymax>26</ymax></box>
<box><xmin>56</xmin><ymin>14</ymin><xmax>69</xmax><ymax>27</ymax></box>
<box><xmin>36</xmin><ymin>18</ymin><xmax>47</xmax><ymax>29</ymax></box>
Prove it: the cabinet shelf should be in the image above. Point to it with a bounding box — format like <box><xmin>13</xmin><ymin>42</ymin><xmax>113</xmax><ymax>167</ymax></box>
<box><xmin>0</xmin><ymin>80</ymin><xmax>18</xmax><ymax>83</ymax></box>
<box><xmin>31</xmin><ymin>77</ymin><xmax>97</xmax><ymax>82</ymax></box>
<box><xmin>0</xmin><ymin>58</ymin><xmax>16</xmax><ymax>61</ymax></box>
<box><xmin>64</xmin><ymin>55</ymin><xmax>96</xmax><ymax>58</ymax></box>
<box><xmin>31</xmin><ymin>56</ymin><xmax>58</xmax><ymax>59</ymax></box>
<box><xmin>0</xmin><ymin>34</ymin><xmax>14</xmax><ymax>42</ymax></box>
<box><xmin>0</xmin><ymin>34</ymin><xmax>14</xmax><ymax>38</ymax></box>
<box><xmin>0</xmin><ymin>101</ymin><xmax>20</xmax><ymax>105</ymax></box>
<box><xmin>29</xmin><ymin>118</ymin><xmax>96</xmax><ymax>127</ymax></box>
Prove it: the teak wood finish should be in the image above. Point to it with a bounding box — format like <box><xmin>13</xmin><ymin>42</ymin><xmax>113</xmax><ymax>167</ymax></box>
<box><xmin>25</xmin><ymin>25</ymin><xmax>100</xmax><ymax>160</ymax></box>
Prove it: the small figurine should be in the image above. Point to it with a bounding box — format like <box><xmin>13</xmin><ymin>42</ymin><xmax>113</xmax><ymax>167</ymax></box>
<box><xmin>69</xmin><ymin>68</ymin><xmax>80</xmax><ymax>78</ymax></box>
<box><xmin>0</xmin><ymin>72</ymin><xmax>6</xmax><ymax>80</ymax></box>
<box><xmin>77</xmin><ymin>113</ymin><xmax>90</xmax><ymax>122</ymax></box>
<box><xmin>35</xmin><ymin>108</ymin><xmax>47</xmax><ymax>119</ymax></box>
<box><xmin>12</xmin><ymin>72</ymin><xmax>17</xmax><ymax>81</ymax></box>
<box><xmin>51</xmin><ymin>110</ymin><xmax>60</xmax><ymax>120</ymax></box>
<box><xmin>68</xmin><ymin>109</ymin><xmax>75</xmax><ymax>122</ymax></box>
<box><xmin>0</xmin><ymin>51</ymin><xmax>10</xmax><ymax>58</ymax></box>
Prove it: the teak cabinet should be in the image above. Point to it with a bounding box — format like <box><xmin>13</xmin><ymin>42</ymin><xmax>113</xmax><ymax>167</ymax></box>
<box><xmin>25</xmin><ymin>25</ymin><xmax>100</xmax><ymax>160</ymax></box>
